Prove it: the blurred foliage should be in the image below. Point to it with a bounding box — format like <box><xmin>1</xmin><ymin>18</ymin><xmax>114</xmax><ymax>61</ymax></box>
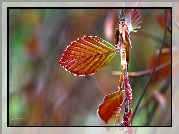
<box><xmin>9</xmin><ymin>8</ymin><xmax>171</xmax><ymax>126</ymax></box>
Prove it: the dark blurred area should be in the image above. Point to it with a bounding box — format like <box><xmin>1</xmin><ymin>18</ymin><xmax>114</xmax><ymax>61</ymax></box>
<box><xmin>9</xmin><ymin>8</ymin><xmax>171</xmax><ymax>126</ymax></box>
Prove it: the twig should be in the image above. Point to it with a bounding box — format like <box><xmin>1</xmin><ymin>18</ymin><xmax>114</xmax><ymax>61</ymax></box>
<box><xmin>112</xmin><ymin>61</ymin><xmax>170</xmax><ymax>78</ymax></box>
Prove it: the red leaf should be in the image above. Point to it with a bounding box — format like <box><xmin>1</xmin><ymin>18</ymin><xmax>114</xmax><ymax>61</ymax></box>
<box><xmin>59</xmin><ymin>36</ymin><xmax>117</xmax><ymax>75</ymax></box>
<box><xmin>97</xmin><ymin>90</ymin><xmax>125</xmax><ymax>124</ymax></box>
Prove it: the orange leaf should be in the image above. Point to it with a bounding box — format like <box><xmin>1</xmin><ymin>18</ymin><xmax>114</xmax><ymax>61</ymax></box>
<box><xmin>59</xmin><ymin>36</ymin><xmax>117</xmax><ymax>75</ymax></box>
<box><xmin>97</xmin><ymin>90</ymin><xmax>125</xmax><ymax>124</ymax></box>
<box><xmin>149</xmin><ymin>47</ymin><xmax>171</xmax><ymax>84</ymax></box>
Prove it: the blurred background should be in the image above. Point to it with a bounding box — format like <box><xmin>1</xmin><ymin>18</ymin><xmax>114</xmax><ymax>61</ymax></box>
<box><xmin>2</xmin><ymin>1</ymin><xmax>178</xmax><ymax>134</ymax></box>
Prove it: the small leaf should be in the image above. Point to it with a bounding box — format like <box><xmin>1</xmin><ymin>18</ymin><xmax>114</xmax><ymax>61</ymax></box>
<box><xmin>59</xmin><ymin>36</ymin><xmax>117</xmax><ymax>75</ymax></box>
<box><xmin>125</xmin><ymin>9</ymin><xmax>142</xmax><ymax>33</ymax></box>
<box><xmin>97</xmin><ymin>90</ymin><xmax>125</xmax><ymax>124</ymax></box>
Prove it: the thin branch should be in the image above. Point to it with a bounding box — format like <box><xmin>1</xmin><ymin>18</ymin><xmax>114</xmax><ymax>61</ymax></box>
<box><xmin>132</xmin><ymin>9</ymin><xmax>168</xmax><ymax>120</ymax></box>
<box><xmin>112</xmin><ymin>61</ymin><xmax>170</xmax><ymax>78</ymax></box>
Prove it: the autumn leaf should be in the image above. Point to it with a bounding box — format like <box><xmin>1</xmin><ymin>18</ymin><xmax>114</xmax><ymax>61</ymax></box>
<box><xmin>59</xmin><ymin>36</ymin><xmax>117</xmax><ymax>75</ymax></box>
<box><xmin>125</xmin><ymin>9</ymin><xmax>142</xmax><ymax>33</ymax></box>
<box><xmin>97</xmin><ymin>90</ymin><xmax>125</xmax><ymax>124</ymax></box>
<box><xmin>149</xmin><ymin>47</ymin><xmax>171</xmax><ymax>84</ymax></box>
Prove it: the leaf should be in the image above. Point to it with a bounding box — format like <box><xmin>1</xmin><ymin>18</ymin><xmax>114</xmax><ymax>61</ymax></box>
<box><xmin>59</xmin><ymin>36</ymin><xmax>117</xmax><ymax>75</ymax></box>
<box><xmin>97</xmin><ymin>90</ymin><xmax>125</xmax><ymax>124</ymax></box>
<box><xmin>125</xmin><ymin>9</ymin><xmax>142</xmax><ymax>33</ymax></box>
<box><xmin>149</xmin><ymin>47</ymin><xmax>171</xmax><ymax>84</ymax></box>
